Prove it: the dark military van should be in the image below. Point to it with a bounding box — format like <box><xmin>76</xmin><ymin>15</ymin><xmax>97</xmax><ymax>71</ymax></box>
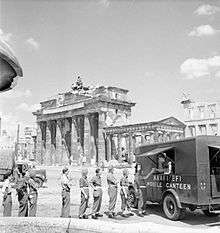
<box><xmin>129</xmin><ymin>136</ymin><xmax>220</xmax><ymax>220</ymax></box>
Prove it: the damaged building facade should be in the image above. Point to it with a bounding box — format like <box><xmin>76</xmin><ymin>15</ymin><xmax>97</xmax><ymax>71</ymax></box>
<box><xmin>33</xmin><ymin>78</ymin><xmax>185</xmax><ymax>165</ymax></box>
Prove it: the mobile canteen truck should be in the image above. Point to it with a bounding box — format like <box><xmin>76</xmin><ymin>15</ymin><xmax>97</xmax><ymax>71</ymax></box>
<box><xmin>130</xmin><ymin>136</ymin><xmax>220</xmax><ymax>220</ymax></box>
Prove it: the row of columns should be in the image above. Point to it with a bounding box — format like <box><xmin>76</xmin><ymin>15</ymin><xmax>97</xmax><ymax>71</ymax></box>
<box><xmin>36</xmin><ymin>112</ymin><xmax>106</xmax><ymax>165</ymax></box>
<box><xmin>105</xmin><ymin>130</ymin><xmax>184</xmax><ymax>163</ymax></box>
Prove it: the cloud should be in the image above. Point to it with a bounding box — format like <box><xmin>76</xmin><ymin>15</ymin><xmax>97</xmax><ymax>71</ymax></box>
<box><xmin>1</xmin><ymin>89</ymin><xmax>32</xmax><ymax>99</ymax></box>
<box><xmin>98</xmin><ymin>0</ymin><xmax>110</xmax><ymax>8</ymax></box>
<box><xmin>16</xmin><ymin>103</ymin><xmax>40</xmax><ymax>112</ymax></box>
<box><xmin>194</xmin><ymin>4</ymin><xmax>220</xmax><ymax>16</ymax></box>
<box><xmin>188</xmin><ymin>25</ymin><xmax>218</xmax><ymax>37</ymax></box>
<box><xmin>0</xmin><ymin>28</ymin><xmax>12</xmax><ymax>43</ymax></box>
<box><xmin>25</xmin><ymin>37</ymin><xmax>39</xmax><ymax>50</ymax></box>
<box><xmin>180</xmin><ymin>56</ymin><xmax>220</xmax><ymax>79</ymax></box>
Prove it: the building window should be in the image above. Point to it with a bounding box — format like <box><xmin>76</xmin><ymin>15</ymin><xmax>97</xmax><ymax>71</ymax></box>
<box><xmin>208</xmin><ymin>104</ymin><xmax>216</xmax><ymax>118</ymax></box>
<box><xmin>199</xmin><ymin>125</ymin><xmax>207</xmax><ymax>135</ymax></box>
<box><xmin>188</xmin><ymin>126</ymin><xmax>195</xmax><ymax>137</ymax></box>
<box><xmin>198</xmin><ymin>106</ymin><xmax>205</xmax><ymax>119</ymax></box>
<box><xmin>209</xmin><ymin>124</ymin><xmax>218</xmax><ymax>135</ymax></box>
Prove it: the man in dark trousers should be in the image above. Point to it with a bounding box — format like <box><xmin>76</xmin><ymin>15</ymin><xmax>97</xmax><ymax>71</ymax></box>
<box><xmin>61</xmin><ymin>167</ymin><xmax>71</xmax><ymax>218</ymax></box>
<box><xmin>90</xmin><ymin>168</ymin><xmax>103</xmax><ymax>219</ymax></box>
<box><xmin>28</xmin><ymin>173</ymin><xmax>44</xmax><ymax>217</ymax></box>
<box><xmin>107</xmin><ymin>165</ymin><xmax>118</xmax><ymax>218</ymax></box>
<box><xmin>134</xmin><ymin>164</ymin><xmax>146</xmax><ymax>217</ymax></box>
<box><xmin>79</xmin><ymin>168</ymin><xmax>89</xmax><ymax>219</ymax></box>
<box><xmin>15</xmin><ymin>164</ymin><xmax>29</xmax><ymax>217</ymax></box>
<box><xmin>120</xmin><ymin>168</ymin><xmax>134</xmax><ymax>217</ymax></box>
<box><xmin>1</xmin><ymin>172</ymin><xmax>13</xmax><ymax>216</ymax></box>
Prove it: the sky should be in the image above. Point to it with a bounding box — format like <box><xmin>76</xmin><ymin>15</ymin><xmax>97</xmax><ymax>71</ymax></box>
<box><xmin>0</xmin><ymin>0</ymin><xmax>220</xmax><ymax>137</ymax></box>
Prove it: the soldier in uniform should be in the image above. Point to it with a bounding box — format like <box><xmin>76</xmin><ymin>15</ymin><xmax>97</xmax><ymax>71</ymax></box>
<box><xmin>90</xmin><ymin>168</ymin><xmax>103</xmax><ymax>219</ymax></box>
<box><xmin>79</xmin><ymin>168</ymin><xmax>89</xmax><ymax>219</ymax></box>
<box><xmin>15</xmin><ymin>164</ymin><xmax>29</xmax><ymax>217</ymax></box>
<box><xmin>120</xmin><ymin>168</ymin><xmax>134</xmax><ymax>217</ymax></box>
<box><xmin>61</xmin><ymin>167</ymin><xmax>71</xmax><ymax>218</ymax></box>
<box><xmin>28</xmin><ymin>173</ymin><xmax>44</xmax><ymax>217</ymax></box>
<box><xmin>134</xmin><ymin>164</ymin><xmax>145</xmax><ymax>217</ymax></box>
<box><xmin>107</xmin><ymin>165</ymin><xmax>118</xmax><ymax>218</ymax></box>
<box><xmin>1</xmin><ymin>173</ymin><xmax>13</xmax><ymax>216</ymax></box>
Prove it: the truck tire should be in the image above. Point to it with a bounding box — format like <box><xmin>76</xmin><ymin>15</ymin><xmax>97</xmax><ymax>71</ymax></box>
<box><xmin>128</xmin><ymin>188</ymin><xmax>138</xmax><ymax>209</ymax></box>
<box><xmin>202</xmin><ymin>209</ymin><xmax>219</xmax><ymax>217</ymax></box>
<box><xmin>163</xmin><ymin>194</ymin><xmax>186</xmax><ymax>220</ymax></box>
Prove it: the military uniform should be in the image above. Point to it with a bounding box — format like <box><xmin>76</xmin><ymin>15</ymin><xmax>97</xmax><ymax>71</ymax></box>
<box><xmin>16</xmin><ymin>175</ymin><xmax>29</xmax><ymax>217</ymax></box>
<box><xmin>2</xmin><ymin>178</ymin><xmax>12</xmax><ymax>216</ymax></box>
<box><xmin>90</xmin><ymin>175</ymin><xmax>102</xmax><ymax>216</ymax></box>
<box><xmin>28</xmin><ymin>178</ymin><xmax>39</xmax><ymax>217</ymax></box>
<box><xmin>79</xmin><ymin>176</ymin><xmax>89</xmax><ymax>218</ymax></box>
<box><xmin>134</xmin><ymin>173</ymin><xmax>144</xmax><ymax>214</ymax></box>
<box><xmin>61</xmin><ymin>173</ymin><xmax>71</xmax><ymax>218</ymax></box>
<box><xmin>107</xmin><ymin>172</ymin><xmax>117</xmax><ymax>216</ymax></box>
<box><xmin>120</xmin><ymin>176</ymin><xmax>131</xmax><ymax>214</ymax></box>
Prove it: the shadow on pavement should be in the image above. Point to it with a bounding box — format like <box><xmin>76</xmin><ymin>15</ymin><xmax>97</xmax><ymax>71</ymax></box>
<box><xmin>141</xmin><ymin>204</ymin><xmax>220</xmax><ymax>227</ymax></box>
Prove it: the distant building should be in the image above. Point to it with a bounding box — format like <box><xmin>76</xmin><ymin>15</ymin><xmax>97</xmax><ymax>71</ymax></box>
<box><xmin>17</xmin><ymin>126</ymin><xmax>37</xmax><ymax>160</ymax></box>
<box><xmin>181</xmin><ymin>99</ymin><xmax>220</xmax><ymax>137</ymax></box>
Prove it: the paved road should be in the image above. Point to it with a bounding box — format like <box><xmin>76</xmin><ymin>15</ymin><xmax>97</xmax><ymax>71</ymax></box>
<box><xmin>1</xmin><ymin>166</ymin><xmax>220</xmax><ymax>230</ymax></box>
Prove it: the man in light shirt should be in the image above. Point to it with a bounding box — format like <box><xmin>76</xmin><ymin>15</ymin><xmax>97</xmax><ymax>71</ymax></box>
<box><xmin>61</xmin><ymin>167</ymin><xmax>71</xmax><ymax>218</ymax></box>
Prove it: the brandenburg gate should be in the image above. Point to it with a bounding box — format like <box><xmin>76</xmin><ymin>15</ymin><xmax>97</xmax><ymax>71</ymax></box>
<box><xmin>33</xmin><ymin>77</ymin><xmax>185</xmax><ymax>165</ymax></box>
<box><xmin>33</xmin><ymin>77</ymin><xmax>135</xmax><ymax>165</ymax></box>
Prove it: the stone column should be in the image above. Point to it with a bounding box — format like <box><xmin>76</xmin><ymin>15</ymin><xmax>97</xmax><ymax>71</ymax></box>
<box><xmin>97</xmin><ymin>112</ymin><xmax>106</xmax><ymax>164</ymax></box>
<box><xmin>111</xmin><ymin>135</ymin><xmax>117</xmax><ymax>159</ymax></box>
<box><xmin>56</xmin><ymin>120</ymin><xmax>62</xmax><ymax>165</ymax></box>
<box><xmin>49</xmin><ymin>120</ymin><xmax>57</xmax><ymax>165</ymax></box>
<box><xmin>45</xmin><ymin>121</ymin><xmax>52</xmax><ymax>165</ymax></box>
<box><xmin>57</xmin><ymin>119</ymin><xmax>69</xmax><ymax>165</ymax></box>
<box><xmin>106</xmin><ymin>134</ymin><xmax>112</xmax><ymax>162</ymax></box>
<box><xmin>117</xmin><ymin>134</ymin><xmax>122</xmax><ymax>162</ymax></box>
<box><xmin>36</xmin><ymin>122</ymin><xmax>45</xmax><ymax>165</ymax></box>
<box><xmin>84</xmin><ymin>115</ymin><xmax>91</xmax><ymax>164</ymax></box>
<box><xmin>71</xmin><ymin>116</ymin><xmax>79</xmax><ymax>164</ymax></box>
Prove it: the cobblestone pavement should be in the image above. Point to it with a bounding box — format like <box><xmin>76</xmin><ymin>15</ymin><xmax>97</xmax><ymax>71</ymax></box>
<box><xmin>0</xmin><ymin>166</ymin><xmax>220</xmax><ymax>229</ymax></box>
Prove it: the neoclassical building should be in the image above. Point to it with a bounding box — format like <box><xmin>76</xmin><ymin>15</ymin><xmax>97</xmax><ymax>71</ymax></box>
<box><xmin>33</xmin><ymin>78</ymin><xmax>185</xmax><ymax>165</ymax></box>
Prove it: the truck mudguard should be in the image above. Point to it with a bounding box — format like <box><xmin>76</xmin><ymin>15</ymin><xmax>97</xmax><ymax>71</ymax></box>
<box><xmin>162</xmin><ymin>189</ymin><xmax>182</xmax><ymax>209</ymax></box>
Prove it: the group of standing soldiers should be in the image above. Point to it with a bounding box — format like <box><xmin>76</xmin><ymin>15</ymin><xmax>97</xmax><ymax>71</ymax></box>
<box><xmin>61</xmin><ymin>164</ymin><xmax>146</xmax><ymax>219</ymax></box>
<box><xmin>1</xmin><ymin>165</ymin><xmax>44</xmax><ymax>217</ymax></box>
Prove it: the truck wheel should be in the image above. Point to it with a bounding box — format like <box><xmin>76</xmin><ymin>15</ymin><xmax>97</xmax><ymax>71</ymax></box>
<box><xmin>128</xmin><ymin>188</ymin><xmax>138</xmax><ymax>209</ymax></box>
<box><xmin>202</xmin><ymin>209</ymin><xmax>219</xmax><ymax>217</ymax></box>
<box><xmin>163</xmin><ymin>194</ymin><xmax>185</xmax><ymax>220</ymax></box>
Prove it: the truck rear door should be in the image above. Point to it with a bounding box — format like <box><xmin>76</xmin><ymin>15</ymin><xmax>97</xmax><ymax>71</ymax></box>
<box><xmin>208</xmin><ymin>145</ymin><xmax>220</xmax><ymax>198</ymax></box>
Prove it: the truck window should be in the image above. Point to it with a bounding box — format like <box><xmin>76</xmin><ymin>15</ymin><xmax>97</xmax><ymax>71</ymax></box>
<box><xmin>157</xmin><ymin>149</ymin><xmax>175</xmax><ymax>174</ymax></box>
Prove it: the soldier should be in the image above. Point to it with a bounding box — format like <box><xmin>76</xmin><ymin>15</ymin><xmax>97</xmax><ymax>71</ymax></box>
<box><xmin>1</xmin><ymin>173</ymin><xmax>13</xmax><ymax>216</ymax></box>
<box><xmin>61</xmin><ymin>167</ymin><xmax>71</xmax><ymax>218</ymax></box>
<box><xmin>28</xmin><ymin>173</ymin><xmax>44</xmax><ymax>217</ymax></box>
<box><xmin>107</xmin><ymin>165</ymin><xmax>118</xmax><ymax>218</ymax></box>
<box><xmin>79</xmin><ymin>168</ymin><xmax>89</xmax><ymax>219</ymax></box>
<box><xmin>15</xmin><ymin>164</ymin><xmax>29</xmax><ymax>217</ymax></box>
<box><xmin>120</xmin><ymin>168</ymin><xmax>134</xmax><ymax>217</ymax></box>
<box><xmin>90</xmin><ymin>168</ymin><xmax>103</xmax><ymax>219</ymax></box>
<box><xmin>134</xmin><ymin>164</ymin><xmax>145</xmax><ymax>217</ymax></box>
